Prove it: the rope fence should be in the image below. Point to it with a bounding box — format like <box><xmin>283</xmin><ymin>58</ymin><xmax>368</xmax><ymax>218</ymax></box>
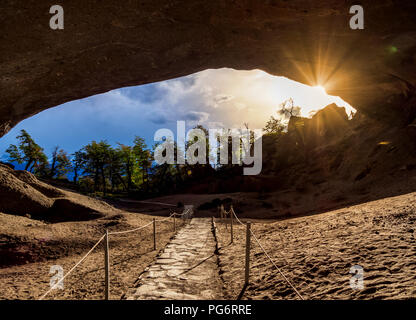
<box><xmin>39</xmin><ymin>203</ymin><xmax>303</xmax><ymax>300</ymax></box>
<box><xmin>216</xmin><ymin>205</ymin><xmax>304</xmax><ymax>300</ymax></box>
<box><xmin>38</xmin><ymin>207</ymin><xmax>193</xmax><ymax>300</ymax></box>
<box><xmin>39</xmin><ymin>234</ymin><xmax>106</xmax><ymax>300</ymax></box>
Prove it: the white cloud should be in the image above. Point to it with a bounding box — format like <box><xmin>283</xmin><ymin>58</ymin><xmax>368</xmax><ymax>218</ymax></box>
<box><xmin>0</xmin><ymin>68</ymin><xmax>357</xmax><ymax>159</ymax></box>
<box><xmin>102</xmin><ymin>68</ymin><xmax>355</xmax><ymax>132</ymax></box>
<box><xmin>234</xmin><ymin>102</ymin><xmax>247</xmax><ymax>111</ymax></box>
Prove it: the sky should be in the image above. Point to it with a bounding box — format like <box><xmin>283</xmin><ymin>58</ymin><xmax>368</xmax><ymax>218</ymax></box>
<box><xmin>0</xmin><ymin>68</ymin><xmax>355</xmax><ymax>162</ymax></box>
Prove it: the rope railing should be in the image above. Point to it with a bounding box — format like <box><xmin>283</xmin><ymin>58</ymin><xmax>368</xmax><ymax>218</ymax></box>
<box><xmin>38</xmin><ymin>206</ymin><xmax>193</xmax><ymax>300</ymax></box>
<box><xmin>40</xmin><ymin>203</ymin><xmax>302</xmax><ymax>300</ymax></box>
<box><xmin>108</xmin><ymin>220</ymin><xmax>155</xmax><ymax>236</ymax></box>
<box><xmin>217</xmin><ymin>205</ymin><xmax>304</xmax><ymax>300</ymax></box>
<box><xmin>39</xmin><ymin>234</ymin><xmax>106</xmax><ymax>300</ymax></box>
<box><xmin>107</xmin><ymin>210</ymin><xmax>189</xmax><ymax>236</ymax></box>
<box><xmin>248</xmin><ymin>226</ymin><xmax>304</xmax><ymax>300</ymax></box>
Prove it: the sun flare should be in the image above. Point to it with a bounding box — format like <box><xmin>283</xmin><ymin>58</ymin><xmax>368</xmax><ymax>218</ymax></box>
<box><xmin>314</xmin><ymin>85</ymin><xmax>327</xmax><ymax>94</ymax></box>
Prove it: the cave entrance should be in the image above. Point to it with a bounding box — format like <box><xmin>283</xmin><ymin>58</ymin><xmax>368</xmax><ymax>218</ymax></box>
<box><xmin>0</xmin><ymin>68</ymin><xmax>355</xmax><ymax>198</ymax></box>
<box><xmin>0</xmin><ymin>67</ymin><xmax>355</xmax><ymax>163</ymax></box>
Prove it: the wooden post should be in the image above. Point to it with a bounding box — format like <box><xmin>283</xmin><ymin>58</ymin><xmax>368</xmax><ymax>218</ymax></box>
<box><xmin>104</xmin><ymin>229</ymin><xmax>110</xmax><ymax>300</ymax></box>
<box><xmin>173</xmin><ymin>214</ymin><xmax>176</xmax><ymax>232</ymax></box>
<box><xmin>230</xmin><ymin>207</ymin><xmax>234</xmax><ymax>244</ymax></box>
<box><xmin>153</xmin><ymin>218</ymin><xmax>156</xmax><ymax>251</ymax></box>
<box><xmin>244</xmin><ymin>222</ymin><xmax>251</xmax><ymax>285</ymax></box>
<box><xmin>211</xmin><ymin>216</ymin><xmax>214</xmax><ymax>225</ymax></box>
<box><xmin>225</xmin><ymin>209</ymin><xmax>228</xmax><ymax>230</ymax></box>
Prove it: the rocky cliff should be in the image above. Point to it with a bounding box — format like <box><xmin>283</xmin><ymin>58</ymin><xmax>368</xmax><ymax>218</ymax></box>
<box><xmin>1</xmin><ymin>1</ymin><xmax>416</xmax><ymax>135</ymax></box>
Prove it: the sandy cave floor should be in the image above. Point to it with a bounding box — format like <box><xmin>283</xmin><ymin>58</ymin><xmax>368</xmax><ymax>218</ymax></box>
<box><xmin>0</xmin><ymin>211</ymin><xmax>185</xmax><ymax>300</ymax></box>
<box><xmin>1</xmin><ymin>190</ymin><xmax>416</xmax><ymax>299</ymax></box>
<box><xmin>215</xmin><ymin>191</ymin><xmax>416</xmax><ymax>299</ymax></box>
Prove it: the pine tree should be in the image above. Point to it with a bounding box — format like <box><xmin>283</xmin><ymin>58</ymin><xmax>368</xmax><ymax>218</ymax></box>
<box><xmin>6</xmin><ymin>129</ymin><xmax>48</xmax><ymax>172</ymax></box>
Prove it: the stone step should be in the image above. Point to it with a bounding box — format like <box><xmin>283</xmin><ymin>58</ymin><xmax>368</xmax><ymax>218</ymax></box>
<box><xmin>125</xmin><ymin>218</ymin><xmax>223</xmax><ymax>300</ymax></box>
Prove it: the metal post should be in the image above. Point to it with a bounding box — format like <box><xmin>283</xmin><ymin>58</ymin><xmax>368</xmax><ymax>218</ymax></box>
<box><xmin>230</xmin><ymin>207</ymin><xmax>234</xmax><ymax>244</ymax></box>
<box><xmin>153</xmin><ymin>218</ymin><xmax>156</xmax><ymax>250</ymax></box>
<box><xmin>244</xmin><ymin>222</ymin><xmax>251</xmax><ymax>285</ymax></box>
<box><xmin>104</xmin><ymin>229</ymin><xmax>110</xmax><ymax>300</ymax></box>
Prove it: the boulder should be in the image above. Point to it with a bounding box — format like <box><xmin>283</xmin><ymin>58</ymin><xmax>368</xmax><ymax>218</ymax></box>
<box><xmin>0</xmin><ymin>164</ymin><xmax>113</xmax><ymax>222</ymax></box>
<box><xmin>288</xmin><ymin>103</ymin><xmax>349</xmax><ymax>147</ymax></box>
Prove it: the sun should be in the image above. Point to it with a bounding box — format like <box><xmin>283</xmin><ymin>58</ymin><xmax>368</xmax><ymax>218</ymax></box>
<box><xmin>314</xmin><ymin>85</ymin><xmax>327</xmax><ymax>94</ymax></box>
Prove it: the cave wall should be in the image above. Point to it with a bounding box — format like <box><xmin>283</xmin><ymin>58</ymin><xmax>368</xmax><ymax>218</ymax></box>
<box><xmin>1</xmin><ymin>0</ymin><xmax>416</xmax><ymax>136</ymax></box>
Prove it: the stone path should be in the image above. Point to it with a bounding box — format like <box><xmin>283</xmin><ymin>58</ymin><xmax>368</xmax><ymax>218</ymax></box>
<box><xmin>125</xmin><ymin>218</ymin><xmax>223</xmax><ymax>299</ymax></box>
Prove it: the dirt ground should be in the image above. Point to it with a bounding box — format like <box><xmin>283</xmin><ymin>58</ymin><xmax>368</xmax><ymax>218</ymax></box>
<box><xmin>0</xmin><ymin>209</ymin><xmax>186</xmax><ymax>300</ymax></box>
<box><xmin>215</xmin><ymin>191</ymin><xmax>416</xmax><ymax>300</ymax></box>
<box><xmin>3</xmin><ymin>189</ymin><xmax>416</xmax><ymax>300</ymax></box>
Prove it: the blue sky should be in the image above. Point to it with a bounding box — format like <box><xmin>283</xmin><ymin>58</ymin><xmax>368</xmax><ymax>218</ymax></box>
<box><xmin>0</xmin><ymin>68</ymin><xmax>355</xmax><ymax>162</ymax></box>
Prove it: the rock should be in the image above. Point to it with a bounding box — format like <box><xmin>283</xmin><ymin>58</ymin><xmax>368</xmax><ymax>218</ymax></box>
<box><xmin>288</xmin><ymin>103</ymin><xmax>349</xmax><ymax>147</ymax></box>
<box><xmin>126</xmin><ymin>218</ymin><xmax>223</xmax><ymax>300</ymax></box>
<box><xmin>1</xmin><ymin>1</ymin><xmax>416</xmax><ymax>135</ymax></box>
<box><xmin>0</xmin><ymin>164</ymin><xmax>53</xmax><ymax>216</ymax></box>
<box><xmin>0</xmin><ymin>164</ymin><xmax>113</xmax><ymax>222</ymax></box>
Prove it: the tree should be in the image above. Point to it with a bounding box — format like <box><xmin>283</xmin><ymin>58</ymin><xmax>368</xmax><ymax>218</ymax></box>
<box><xmin>278</xmin><ymin>98</ymin><xmax>301</xmax><ymax>120</ymax></box>
<box><xmin>33</xmin><ymin>156</ymin><xmax>50</xmax><ymax>177</ymax></box>
<box><xmin>50</xmin><ymin>146</ymin><xmax>59</xmax><ymax>177</ymax></box>
<box><xmin>133</xmin><ymin>136</ymin><xmax>152</xmax><ymax>189</ymax></box>
<box><xmin>187</xmin><ymin>125</ymin><xmax>210</xmax><ymax>166</ymax></box>
<box><xmin>106</xmin><ymin>147</ymin><xmax>123</xmax><ymax>193</ymax></box>
<box><xmin>6</xmin><ymin>129</ymin><xmax>48</xmax><ymax>172</ymax></box>
<box><xmin>150</xmin><ymin>139</ymin><xmax>182</xmax><ymax>195</ymax></box>
<box><xmin>45</xmin><ymin>146</ymin><xmax>71</xmax><ymax>178</ymax></box>
<box><xmin>5</xmin><ymin>144</ymin><xmax>22</xmax><ymax>164</ymax></box>
<box><xmin>54</xmin><ymin>149</ymin><xmax>72</xmax><ymax>178</ymax></box>
<box><xmin>116</xmin><ymin>144</ymin><xmax>135</xmax><ymax>192</ymax></box>
<box><xmin>263</xmin><ymin>98</ymin><xmax>301</xmax><ymax>135</ymax></box>
<box><xmin>72</xmin><ymin>137</ymin><xmax>153</xmax><ymax>195</ymax></box>
<box><xmin>264</xmin><ymin>116</ymin><xmax>285</xmax><ymax>134</ymax></box>
<box><xmin>82</xmin><ymin>140</ymin><xmax>112</xmax><ymax>195</ymax></box>
<box><xmin>140</xmin><ymin>149</ymin><xmax>152</xmax><ymax>192</ymax></box>
<box><xmin>72</xmin><ymin>150</ymin><xmax>86</xmax><ymax>184</ymax></box>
